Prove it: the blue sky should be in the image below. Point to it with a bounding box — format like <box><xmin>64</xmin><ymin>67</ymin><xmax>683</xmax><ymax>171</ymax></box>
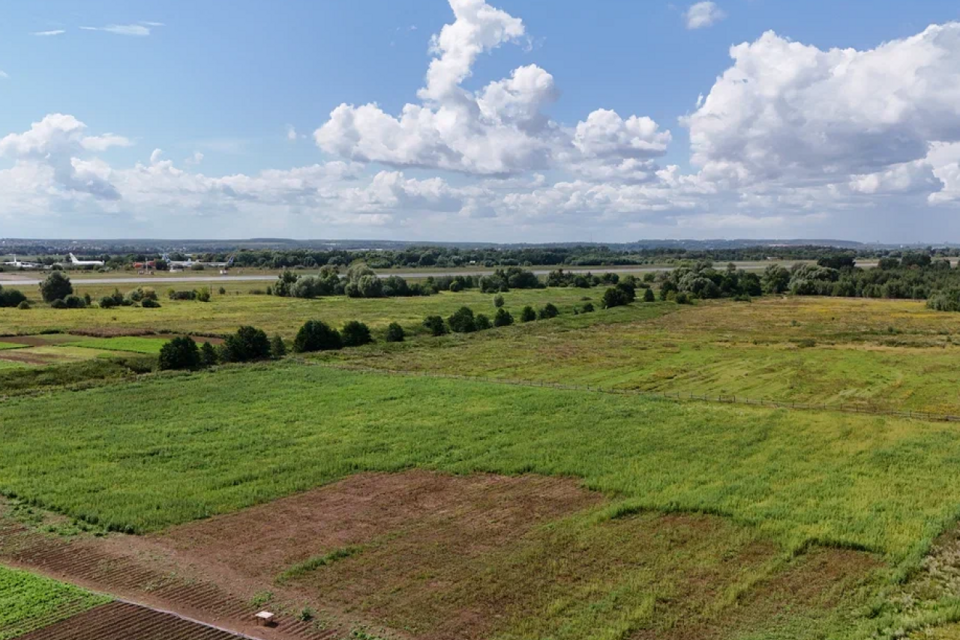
<box><xmin>3</xmin><ymin>0</ymin><xmax>960</xmax><ymax>241</ymax></box>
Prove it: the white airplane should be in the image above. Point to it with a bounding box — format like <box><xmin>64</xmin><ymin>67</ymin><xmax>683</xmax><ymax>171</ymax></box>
<box><xmin>68</xmin><ymin>253</ymin><xmax>105</xmax><ymax>267</ymax></box>
<box><xmin>162</xmin><ymin>254</ymin><xmax>234</xmax><ymax>270</ymax></box>
<box><xmin>1</xmin><ymin>255</ymin><xmax>42</xmax><ymax>269</ymax></box>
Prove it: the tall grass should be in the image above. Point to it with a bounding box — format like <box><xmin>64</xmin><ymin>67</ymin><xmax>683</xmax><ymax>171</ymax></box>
<box><xmin>1</xmin><ymin>361</ymin><xmax>958</xmax><ymax>569</ymax></box>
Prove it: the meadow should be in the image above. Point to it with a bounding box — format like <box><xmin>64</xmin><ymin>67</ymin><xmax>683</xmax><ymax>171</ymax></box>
<box><xmin>0</xmin><ymin>565</ymin><xmax>108</xmax><ymax>640</ymax></box>
<box><xmin>0</xmin><ymin>285</ymin><xmax>603</xmax><ymax>339</ymax></box>
<box><xmin>320</xmin><ymin>296</ymin><xmax>960</xmax><ymax>415</ymax></box>
<box><xmin>7</xmin><ymin>291</ymin><xmax>960</xmax><ymax>637</ymax></box>
<box><xmin>1</xmin><ymin>361</ymin><xmax>958</xmax><ymax>568</ymax></box>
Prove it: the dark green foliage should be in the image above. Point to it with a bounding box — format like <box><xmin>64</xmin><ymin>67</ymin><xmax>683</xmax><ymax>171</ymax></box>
<box><xmin>643</xmin><ymin>288</ymin><xmax>655</xmax><ymax>302</ymax></box>
<box><xmin>493</xmin><ymin>294</ymin><xmax>505</xmax><ymax>308</ymax></box>
<box><xmin>520</xmin><ymin>306</ymin><xmax>536</xmax><ymax>322</ymax></box>
<box><xmin>196</xmin><ymin>288</ymin><xmax>211</xmax><ymax>302</ymax></box>
<box><xmin>168</xmin><ymin>290</ymin><xmax>198</xmax><ymax>301</ymax></box>
<box><xmin>493</xmin><ymin>308</ymin><xmax>514</xmax><ymax>327</ymax></box>
<box><xmin>447</xmin><ymin>306</ymin><xmax>477</xmax><ymax>333</ymax></box>
<box><xmin>50</xmin><ymin>299</ymin><xmax>67</xmax><ymax>309</ymax></box>
<box><xmin>99</xmin><ymin>296</ymin><xmax>119</xmax><ymax>309</ymax></box>
<box><xmin>479</xmin><ymin>267</ymin><xmax>543</xmax><ymax>293</ymax></box>
<box><xmin>293</xmin><ymin>320</ymin><xmax>342</xmax><ymax>353</ymax></box>
<box><xmin>40</xmin><ymin>271</ymin><xmax>73</xmax><ymax>302</ymax></box>
<box><xmin>63</xmin><ymin>295</ymin><xmax>87</xmax><ymax>309</ymax></box>
<box><xmin>17</xmin><ymin>300</ymin><xmax>30</xmax><ymax>310</ymax></box>
<box><xmin>538</xmin><ymin>303</ymin><xmax>559</xmax><ymax>320</ymax></box>
<box><xmin>676</xmin><ymin>292</ymin><xmax>692</xmax><ymax>304</ymax></box>
<box><xmin>222</xmin><ymin>326</ymin><xmax>272</xmax><ymax>361</ymax></box>
<box><xmin>141</xmin><ymin>298</ymin><xmax>161</xmax><ymax>308</ymax></box>
<box><xmin>0</xmin><ymin>285</ymin><xmax>27</xmax><ymax>308</ymax></box>
<box><xmin>158</xmin><ymin>337</ymin><xmax>201</xmax><ymax>371</ymax></box>
<box><xmin>475</xmin><ymin>314</ymin><xmax>492</xmax><ymax>330</ymax></box>
<box><xmin>423</xmin><ymin>315</ymin><xmax>448</xmax><ymax>336</ymax></box>
<box><xmin>200</xmin><ymin>341</ymin><xmax>219</xmax><ymax>366</ymax></box>
<box><xmin>270</xmin><ymin>334</ymin><xmax>287</xmax><ymax>358</ymax></box>
<box><xmin>385</xmin><ymin>322</ymin><xmax>405</xmax><ymax>342</ymax></box>
<box><xmin>602</xmin><ymin>287</ymin><xmax>631</xmax><ymax>309</ymax></box>
<box><xmin>581</xmin><ymin>302</ymin><xmax>595</xmax><ymax>313</ymax></box>
<box><xmin>342</xmin><ymin>321</ymin><xmax>373</xmax><ymax>347</ymax></box>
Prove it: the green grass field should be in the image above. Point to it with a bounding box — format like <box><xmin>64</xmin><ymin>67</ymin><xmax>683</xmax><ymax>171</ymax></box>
<box><xmin>62</xmin><ymin>336</ymin><xmax>168</xmax><ymax>355</ymax></box>
<box><xmin>1</xmin><ymin>361</ymin><xmax>957</xmax><ymax>569</ymax></box>
<box><xmin>319</xmin><ymin>296</ymin><xmax>960</xmax><ymax>415</ymax></box>
<box><xmin>0</xmin><ymin>286</ymin><xmax>605</xmax><ymax>338</ymax></box>
<box><xmin>0</xmin><ymin>565</ymin><xmax>108</xmax><ymax>640</ymax></box>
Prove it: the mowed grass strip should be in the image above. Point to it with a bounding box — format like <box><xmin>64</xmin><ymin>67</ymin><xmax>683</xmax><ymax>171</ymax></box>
<box><xmin>0</xmin><ymin>342</ymin><xmax>25</xmax><ymax>351</ymax></box>
<box><xmin>0</xmin><ymin>565</ymin><xmax>109</xmax><ymax>640</ymax></box>
<box><xmin>62</xmin><ymin>336</ymin><xmax>167</xmax><ymax>355</ymax></box>
<box><xmin>1</xmin><ymin>363</ymin><xmax>959</xmax><ymax>566</ymax></box>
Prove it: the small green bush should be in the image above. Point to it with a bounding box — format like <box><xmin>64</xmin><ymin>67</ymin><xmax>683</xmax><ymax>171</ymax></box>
<box><xmin>385</xmin><ymin>322</ymin><xmax>405</xmax><ymax>342</ymax></box>
<box><xmin>520</xmin><ymin>306</ymin><xmax>536</xmax><ymax>322</ymax></box>
<box><xmin>538</xmin><ymin>303</ymin><xmax>559</xmax><ymax>320</ymax></box>
<box><xmin>293</xmin><ymin>320</ymin><xmax>342</xmax><ymax>353</ymax></box>
<box><xmin>158</xmin><ymin>337</ymin><xmax>201</xmax><ymax>371</ymax></box>
<box><xmin>342</xmin><ymin>321</ymin><xmax>373</xmax><ymax>347</ymax></box>
<box><xmin>423</xmin><ymin>315</ymin><xmax>448</xmax><ymax>337</ymax></box>
<box><xmin>493</xmin><ymin>308</ymin><xmax>514</xmax><ymax>327</ymax></box>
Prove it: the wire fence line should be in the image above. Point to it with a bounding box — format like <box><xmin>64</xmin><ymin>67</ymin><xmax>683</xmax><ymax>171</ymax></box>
<box><xmin>314</xmin><ymin>362</ymin><xmax>960</xmax><ymax>424</ymax></box>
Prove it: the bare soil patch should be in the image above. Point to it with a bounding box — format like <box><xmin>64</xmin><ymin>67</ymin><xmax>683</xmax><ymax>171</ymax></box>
<box><xmin>0</xmin><ymin>472</ymin><xmax>882</xmax><ymax>640</ymax></box>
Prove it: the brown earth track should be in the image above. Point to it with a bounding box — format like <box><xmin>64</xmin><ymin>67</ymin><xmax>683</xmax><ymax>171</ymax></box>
<box><xmin>0</xmin><ymin>335</ymin><xmax>73</xmax><ymax>346</ymax></box>
<box><xmin>16</xmin><ymin>601</ymin><xmax>251</xmax><ymax>640</ymax></box>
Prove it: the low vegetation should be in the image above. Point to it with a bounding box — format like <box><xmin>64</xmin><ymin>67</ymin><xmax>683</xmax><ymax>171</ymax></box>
<box><xmin>0</xmin><ymin>565</ymin><xmax>108</xmax><ymax>640</ymax></box>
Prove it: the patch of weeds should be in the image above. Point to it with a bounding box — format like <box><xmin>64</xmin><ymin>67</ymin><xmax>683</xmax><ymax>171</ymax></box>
<box><xmin>275</xmin><ymin>546</ymin><xmax>362</xmax><ymax>584</ymax></box>
<box><xmin>250</xmin><ymin>590</ymin><xmax>273</xmax><ymax>608</ymax></box>
<box><xmin>296</xmin><ymin>607</ymin><xmax>315</xmax><ymax>622</ymax></box>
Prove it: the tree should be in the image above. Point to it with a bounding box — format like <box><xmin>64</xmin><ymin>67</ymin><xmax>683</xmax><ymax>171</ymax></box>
<box><xmin>493</xmin><ymin>308</ymin><xmax>514</xmax><ymax>327</ymax></box>
<box><xmin>538</xmin><ymin>303</ymin><xmax>559</xmax><ymax>320</ymax></box>
<box><xmin>762</xmin><ymin>265</ymin><xmax>791</xmax><ymax>294</ymax></box>
<box><xmin>602</xmin><ymin>287</ymin><xmax>631</xmax><ymax>309</ymax></box>
<box><xmin>270</xmin><ymin>334</ymin><xmax>287</xmax><ymax>358</ymax></box>
<box><xmin>142</xmin><ymin>298</ymin><xmax>161</xmax><ymax>308</ymax></box>
<box><xmin>475</xmin><ymin>314</ymin><xmax>492</xmax><ymax>330</ymax></box>
<box><xmin>222</xmin><ymin>325</ymin><xmax>272</xmax><ymax>362</ymax></box>
<box><xmin>423</xmin><ymin>315</ymin><xmax>448</xmax><ymax>336</ymax></box>
<box><xmin>342</xmin><ymin>321</ymin><xmax>373</xmax><ymax>347</ymax></box>
<box><xmin>158</xmin><ymin>336</ymin><xmax>201</xmax><ymax>371</ymax></box>
<box><xmin>520</xmin><ymin>306</ymin><xmax>536</xmax><ymax>322</ymax></box>
<box><xmin>40</xmin><ymin>271</ymin><xmax>72</xmax><ymax>303</ymax></box>
<box><xmin>582</xmin><ymin>302</ymin><xmax>595</xmax><ymax>312</ymax></box>
<box><xmin>0</xmin><ymin>285</ymin><xmax>27</xmax><ymax>308</ymax></box>
<box><xmin>493</xmin><ymin>295</ymin><xmax>505</xmax><ymax>308</ymax></box>
<box><xmin>643</xmin><ymin>288</ymin><xmax>655</xmax><ymax>302</ymax></box>
<box><xmin>447</xmin><ymin>306</ymin><xmax>477</xmax><ymax>333</ymax></box>
<box><xmin>293</xmin><ymin>320</ymin><xmax>342</xmax><ymax>353</ymax></box>
<box><xmin>385</xmin><ymin>322</ymin><xmax>405</xmax><ymax>342</ymax></box>
<box><xmin>199</xmin><ymin>341</ymin><xmax>219</xmax><ymax>366</ymax></box>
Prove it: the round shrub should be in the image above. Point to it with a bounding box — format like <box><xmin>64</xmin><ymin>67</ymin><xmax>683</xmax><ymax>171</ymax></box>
<box><xmin>270</xmin><ymin>334</ymin><xmax>287</xmax><ymax>358</ymax></box>
<box><xmin>293</xmin><ymin>320</ymin><xmax>342</xmax><ymax>353</ymax></box>
<box><xmin>40</xmin><ymin>271</ymin><xmax>72</xmax><ymax>303</ymax></box>
<box><xmin>200</xmin><ymin>341</ymin><xmax>219</xmax><ymax>366</ymax></box>
<box><xmin>475</xmin><ymin>314</ymin><xmax>492</xmax><ymax>330</ymax></box>
<box><xmin>447</xmin><ymin>306</ymin><xmax>477</xmax><ymax>333</ymax></box>
<box><xmin>158</xmin><ymin>336</ymin><xmax>201</xmax><ymax>371</ymax></box>
<box><xmin>581</xmin><ymin>302</ymin><xmax>595</xmax><ymax>313</ymax></box>
<box><xmin>538</xmin><ymin>303</ymin><xmax>559</xmax><ymax>320</ymax></box>
<box><xmin>385</xmin><ymin>322</ymin><xmax>405</xmax><ymax>342</ymax></box>
<box><xmin>141</xmin><ymin>298</ymin><xmax>161</xmax><ymax>308</ymax></box>
<box><xmin>643</xmin><ymin>288</ymin><xmax>655</xmax><ymax>302</ymax></box>
<box><xmin>17</xmin><ymin>300</ymin><xmax>30</xmax><ymax>310</ymax></box>
<box><xmin>423</xmin><ymin>315</ymin><xmax>448</xmax><ymax>336</ymax></box>
<box><xmin>493</xmin><ymin>308</ymin><xmax>514</xmax><ymax>327</ymax></box>
<box><xmin>222</xmin><ymin>325</ymin><xmax>272</xmax><ymax>361</ymax></box>
<box><xmin>493</xmin><ymin>295</ymin><xmax>505</xmax><ymax>308</ymax></box>
<box><xmin>342</xmin><ymin>321</ymin><xmax>373</xmax><ymax>347</ymax></box>
<box><xmin>520</xmin><ymin>306</ymin><xmax>536</xmax><ymax>322</ymax></box>
<box><xmin>50</xmin><ymin>299</ymin><xmax>67</xmax><ymax>309</ymax></box>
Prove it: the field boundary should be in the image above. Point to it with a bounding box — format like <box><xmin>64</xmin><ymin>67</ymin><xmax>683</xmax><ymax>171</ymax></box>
<box><xmin>314</xmin><ymin>362</ymin><xmax>960</xmax><ymax>424</ymax></box>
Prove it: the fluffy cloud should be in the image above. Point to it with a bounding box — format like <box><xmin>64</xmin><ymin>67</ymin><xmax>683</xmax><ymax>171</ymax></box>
<box><xmin>686</xmin><ymin>24</ymin><xmax>960</xmax><ymax>193</ymax></box>
<box><xmin>684</xmin><ymin>2</ymin><xmax>726</xmax><ymax>30</ymax></box>
<box><xmin>315</xmin><ymin>0</ymin><xmax>667</xmax><ymax>182</ymax></box>
<box><xmin>0</xmin><ymin>114</ymin><xmax>132</xmax><ymax>200</ymax></box>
